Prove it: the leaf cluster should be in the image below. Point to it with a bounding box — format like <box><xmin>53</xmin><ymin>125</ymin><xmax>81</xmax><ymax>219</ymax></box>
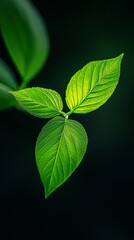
<box><xmin>0</xmin><ymin>0</ymin><xmax>124</xmax><ymax>198</ymax></box>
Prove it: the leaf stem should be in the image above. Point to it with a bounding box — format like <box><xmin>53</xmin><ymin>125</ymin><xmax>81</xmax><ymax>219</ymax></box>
<box><xmin>60</xmin><ymin>110</ymin><xmax>74</xmax><ymax>119</ymax></box>
<box><xmin>65</xmin><ymin>110</ymin><xmax>74</xmax><ymax>117</ymax></box>
<box><xmin>19</xmin><ymin>81</ymin><xmax>27</xmax><ymax>90</ymax></box>
<box><xmin>60</xmin><ymin>111</ymin><xmax>67</xmax><ymax>117</ymax></box>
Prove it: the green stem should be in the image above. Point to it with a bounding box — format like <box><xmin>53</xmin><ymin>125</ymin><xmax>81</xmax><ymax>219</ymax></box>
<box><xmin>65</xmin><ymin>110</ymin><xmax>74</xmax><ymax>117</ymax></box>
<box><xmin>60</xmin><ymin>110</ymin><xmax>74</xmax><ymax>119</ymax></box>
<box><xmin>60</xmin><ymin>111</ymin><xmax>67</xmax><ymax>118</ymax></box>
<box><xmin>19</xmin><ymin>81</ymin><xmax>27</xmax><ymax>90</ymax></box>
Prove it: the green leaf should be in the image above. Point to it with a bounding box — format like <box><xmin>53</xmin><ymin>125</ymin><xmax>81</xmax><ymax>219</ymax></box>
<box><xmin>66</xmin><ymin>54</ymin><xmax>124</xmax><ymax>114</ymax></box>
<box><xmin>10</xmin><ymin>87</ymin><xmax>63</xmax><ymax>118</ymax></box>
<box><xmin>0</xmin><ymin>59</ymin><xmax>18</xmax><ymax>90</ymax></box>
<box><xmin>35</xmin><ymin>116</ymin><xmax>88</xmax><ymax>198</ymax></box>
<box><xmin>1</xmin><ymin>0</ymin><xmax>49</xmax><ymax>84</ymax></box>
<box><xmin>0</xmin><ymin>88</ymin><xmax>17</xmax><ymax>110</ymax></box>
<box><xmin>0</xmin><ymin>59</ymin><xmax>18</xmax><ymax>109</ymax></box>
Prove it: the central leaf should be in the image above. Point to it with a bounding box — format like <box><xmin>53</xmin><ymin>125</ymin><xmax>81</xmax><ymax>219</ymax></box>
<box><xmin>35</xmin><ymin>116</ymin><xmax>88</xmax><ymax>198</ymax></box>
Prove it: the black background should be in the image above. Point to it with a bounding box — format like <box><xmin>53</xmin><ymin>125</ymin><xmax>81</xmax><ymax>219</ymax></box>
<box><xmin>0</xmin><ymin>0</ymin><xmax>134</xmax><ymax>239</ymax></box>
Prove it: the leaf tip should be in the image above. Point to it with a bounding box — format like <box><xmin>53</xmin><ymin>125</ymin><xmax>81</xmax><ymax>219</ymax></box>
<box><xmin>9</xmin><ymin>90</ymin><xmax>17</xmax><ymax>97</ymax></box>
<box><xmin>45</xmin><ymin>194</ymin><xmax>49</xmax><ymax>199</ymax></box>
<box><xmin>44</xmin><ymin>189</ymin><xmax>51</xmax><ymax>199</ymax></box>
<box><xmin>120</xmin><ymin>53</ymin><xmax>124</xmax><ymax>59</ymax></box>
<box><xmin>117</xmin><ymin>53</ymin><xmax>124</xmax><ymax>62</ymax></box>
<box><xmin>8</xmin><ymin>90</ymin><xmax>14</xmax><ymax>95</ymax></box>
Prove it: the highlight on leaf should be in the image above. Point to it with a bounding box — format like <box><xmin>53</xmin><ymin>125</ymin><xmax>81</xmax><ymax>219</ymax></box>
<box><xmin>10</xmin><ymin>87</ymin><xmax>63</xmax><ymax>118</ymax></box>
<box><xmin>66</xmin><ymin>54</ymin><xmax>124</xmax><ymax>114</ymax></box>
<box><xmin>35</xmin><ymin>116</ymin><xmax>88</xmax><ymax>198</ymax></box>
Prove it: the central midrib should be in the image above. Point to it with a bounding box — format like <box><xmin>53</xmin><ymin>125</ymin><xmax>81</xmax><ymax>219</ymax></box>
<box><xmin>48</xmin><ymin>118</ymin><xmax>67</xmax><ymax>192</ymax></box>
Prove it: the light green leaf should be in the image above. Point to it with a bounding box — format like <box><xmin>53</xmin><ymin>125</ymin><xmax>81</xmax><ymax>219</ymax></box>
<box><xmin>66</xmin><ymin>54</ymin><xmax>124</xmax><ymax>114</ymax></box>
<box><xmin>1</xmin><ymin>0</ymin><xmax>49</xmax><ymax>84</ymax></box>
<box><xmin>0</xmin><ymin>59</ymin><xmax>18</xmax><ymax>109</ymax></box>
<box><xmin>35</xmin><ymin>116</ymin><xmax>88</xmax><ymax>198</ymax></box>
<box><xmin>10</xmin><ymin>87</ymin><xmax>63</xmax><ymax>118</ymax></box>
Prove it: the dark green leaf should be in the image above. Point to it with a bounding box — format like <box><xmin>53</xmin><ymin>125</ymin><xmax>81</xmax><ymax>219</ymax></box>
<box><xmin>0</xmin><ymin>59</ymin><xmax>18</xmax><ymax>109</ymax></box>
<box><xmin>0</xmin><ymin>59</ymin><xmax>18</xmax><ymax>90</ymax></box>
<box><xmin>1</xmin><ymin>0</ymin><xmax>49</xmax><ymax>84</ymax></box>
